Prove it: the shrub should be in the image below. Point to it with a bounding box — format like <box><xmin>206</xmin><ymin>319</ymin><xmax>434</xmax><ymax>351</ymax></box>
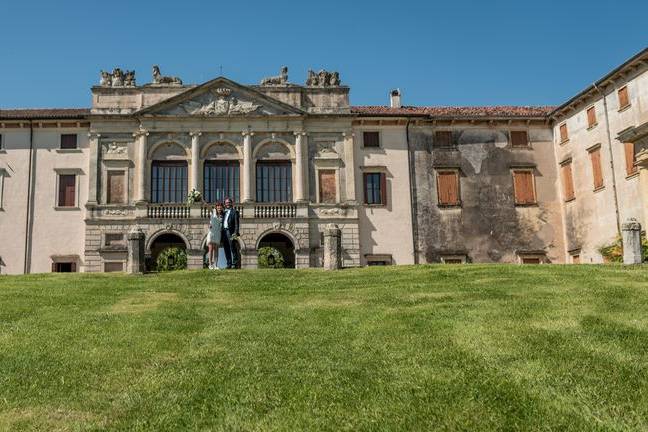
<box><xmin>156</xmin><ymin>247</ymin><xmax>188</xmax><ymax>271</ymax></box>
<box><xmin>598</xmin><ymin>234</ymin><xmax>648</xmax><ymax>263</ymax></box>
<box><xmin>258</xmin><ymin>247</ymin><xmax>285</xmax><ymax>269</ymax></box>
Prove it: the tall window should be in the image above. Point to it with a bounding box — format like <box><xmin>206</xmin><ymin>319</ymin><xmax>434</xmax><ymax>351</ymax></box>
<box><xmin>436</xmin><ymin>170</ymin><xmax>460</xmax><ymax>206</ymax></box>
<box><xmin>560</xmin><ymin>161</ymin><xmax>575</xmax><ymax>202</ymax></box>
<box><xmin>586</xmin><ymin>106</ymin><xmax>597</xmax><ymax>128</ymax></box>
<box><xmin>559</xmin><ymin>123</ymin><xmax>569</xmax><ymax>143</ymax></box>
<box><xmin>60</xmin><ymin>134</ymin><xmax>78</xmax><ymax>150</ymax></box>
<box><xmin>204</xmin><ymin>161</ymin><xmax>240</xmax><ymax>203</ymax></box>
<box><xmin>318</xmin><ymin>170</ymin><xmax>337</xmax><ymax>203</ymax></box>
<box><xmin>57</xmin><ymin>174</ymin><xmax>76</xmax><ymax>207</ymax></box>
<box><xmin>589</xmin><ymin>147</ymin><xmax>604</xmax><ymax>190</ymax></box>
<box><xmin>107</xmin><ymin>171</ymin><xmax>126</xmax><ymax>204</ymax></box>
<box><xmin>512</xmin><ymin>170</ymin><xmax>536</xmax><ymax>205</ymax></box>
<box><xmin>618</xmin><ymin>86</ymin><xmax>630</xmax><ymax>110</ymax></box>
<box><xmin>435</xmin><ymin>131</ymin><xmax>453</xmax><ymax>148</ymax></box>
<box><xmin>363</xmin><ymin>172</ymin><xmax>386</xmax><ymax>205</ymax></box>
<box><xmin>510</xmin><ymin>131</ymin><xmax>529</xmax><ymax>148</ymax></box>
<box><xmin>256</xmin><ymin>161</ymin><xmax>292</xmax><ymax>202</ymax></box>
<box><xmin>625</xmin><ymin>142</ymin><xmax>638</xmax><ymax>176</ymax></box>
<box><xmin>151</xmin><ymin>161</ymin><xmax>188</xmax><ymax>203</ymax></box>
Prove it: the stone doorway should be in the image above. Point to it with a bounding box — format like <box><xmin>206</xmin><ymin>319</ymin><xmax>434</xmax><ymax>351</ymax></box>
<box><xmin>149</xmin><ymin>233</ymin><xmax>187</xmax><ymax>268</ymax></box>
<box><xmin>257</xmin><ymin>232</ymin><xmax>295</xmax><ymax>268</ymax></box>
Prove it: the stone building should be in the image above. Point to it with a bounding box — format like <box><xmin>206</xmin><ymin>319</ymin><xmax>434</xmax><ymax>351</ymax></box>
<box><xmin>1</xmin><ymin>49</ymin><xmax>648</xmax><ymax>274</ymax></box>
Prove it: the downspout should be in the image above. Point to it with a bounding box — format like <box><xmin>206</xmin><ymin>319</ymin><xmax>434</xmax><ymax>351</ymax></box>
<box><xmin>23</xmin><ymin>120</ymin><xmax>34</xmax><ymax>273</ymax></box>
<box><xmin>406</xmin><ymin>118</ymin><xmax>419</xmax><ymax>264</ymax></box>
<box><xmin>594</xmin><ymin>83</ymin><xmax>622</xmax><ymax>235</ymax></box>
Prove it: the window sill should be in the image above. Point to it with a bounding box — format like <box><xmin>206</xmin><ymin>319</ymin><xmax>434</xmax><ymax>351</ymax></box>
<box><xmin>564</xmin><ymin>197</ymin><xmax>576</xmax><ymax>203</ymax></box>
<box><xmin>511</xmin><ymin>145</ymin><xmax>532</xmax><ymax>150</ymax></box>
<box><xmin>626</xmin><ymin>171</ymin><xmax>639</xmax><ymax>180</ymax></box>
<box><xmin>364</xmin><ymin>204</ymin><xmax>386</xmax><ymax>208</ymax></box>
<box><xmin>593</xmin><ymin>186</ymin><xmax>605</xmax><ymax>193</ymax></box>
<box><xmin>618</xmin><ymin>104</ymin><xmax>632</xmax><ymax>113</ymax></box>
<box><xmin>559</xmin><ymin>139</ymin><xmax>569</xmax><ymax>145</ymax></box>
<box><xmin>56</xmin><ymin>148</ymin><xmax>82</xmax><ymax>154</ymax></box>
<box><xmin>587</xmin><ymin>123</ymin><xmax>598</xmax><ymax>131</ymax></box>
<box><xmin>515</xmin><ymin>203</ymin><xmax>539</xmax><ymax>207</ymax></box>
<box><xmin>54</xmin><ymin>206</ymin><xmax>80</xmax><ymax>211</ymax></box>
<box><xmin>438</xmin><ymin>203</ymin><xmax>462</xmax><ymax>209</ymax></box>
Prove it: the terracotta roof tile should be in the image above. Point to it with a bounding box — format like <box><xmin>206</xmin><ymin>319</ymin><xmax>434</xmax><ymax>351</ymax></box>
<box><xmin>351</xmin><ymin>106</ymin><xmax>555</xmax><ymax>118</ymax></box>
<box><xmin>0</xmin><ymin>108</ymin><xmax>90</xmax><ymax>119</ymax></box>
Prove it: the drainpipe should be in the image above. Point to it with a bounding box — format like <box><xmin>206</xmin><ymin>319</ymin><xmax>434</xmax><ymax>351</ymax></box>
<box><xmin>594</xmin><ymin>83</ymin><xmax>622</xmax><ymax>235</ymax></box>
<box><xmin>406</xmin><ymin>118</ymin><xmax>419</xmax><ymax>264</ymax></box>
<box><xmin>23</xmin><ymin>120</ymin><xmax>34</xmax><ymax>273</ymax></box>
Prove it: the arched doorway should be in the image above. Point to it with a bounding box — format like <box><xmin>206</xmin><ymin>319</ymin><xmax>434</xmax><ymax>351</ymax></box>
<box><xmin>257</xmin><ymin>232</ymin><xmax>295</xmax><ymax>268</ymax></box>
<box><xmin>149</xmin><ymin>233</ymin><xmax>188</xmax><ymax>270</ymax></box>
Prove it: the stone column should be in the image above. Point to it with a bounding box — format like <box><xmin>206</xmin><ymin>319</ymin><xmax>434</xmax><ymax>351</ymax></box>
<box><xmin>127</xmin><ymin>228</ymin><xmax>145</xmax><ymax>274</ymax></box>
<box><xmin>342</xmin><ymin>131</ymin><xmax>357</xmax><ymax>203</ymax></box>
<box><xmin>622</xmin><ymin>218</ymin><xmax>642</xmax><ymax>264</ymax></box>
<box><xmin>323</xmin><ymin>223</ymin><xmax>342</xmax><ymax>270</ymax></box>
<box><xmin>190</xmin><ymin>131</ymin><xmax>202</xmax><ymax>192</ymax></box>
<box><xmin>242</xmin><ymin>131</ymin><xmax>254</xmax><ymax>202</ymax></box>
<box><xmin>134</xmin><ymin>129</ymin><xmax>149</xmax><ymax>203</ymax></box>
<box><xmin>295</xmin><ymin>132</ymin><xmax>308</xmax><ymax>202</ymax></box>
<box><xmin>87</xmin><ymin>132</ymin><xmax>101</xmax><ymax>205</ymax></box>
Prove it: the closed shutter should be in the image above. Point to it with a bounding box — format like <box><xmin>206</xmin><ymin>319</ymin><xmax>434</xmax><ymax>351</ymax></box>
<box><xmin>435</xmin><ymin>131</ymin><xmax>452</xmax><ymax>147</ymax></box>
<box><xmin>513</xmin><ymin>170</ymin><xmax>536</xmax><ymax>205</ymax></box>
<box><xmin>559</xmin><ymin>124</ymin><xmax>568</xmax><ymax>142</ymax></box>
<box><xmin>437</xmin><ymin>171</ymin><xmax>459</xmax><ymax>205</ymax></box>
<box><xmin>561</xmin><ymin>163</ymin><xmax>575</xmax><ymax>201</ymax></box>
<box><xmin>363</xmin><ymin>131</ymin><xmax>380</xmax><ymax>148</ymax></box>
<box><xmin>587</xmin><ymin>107</ymin><xmax>597</xmax><ymax>127</ymax></box>
<box><xmin>60</xmin><ymin>134</ymin><xmax>77</xmax><ymax>149</ymax></box>
<box><xmin>618</xmin><ymin>87</ymin><xmax>630</xmax><ymax>109</ymax></box>
<box><xmin>589</xmin><ymin>148</ymin><xmax>603</xmax><ymax>189</ymax></box>
<box><xmin>107</xmin><ymin>171</ymin><xmax>126</xmax><ymax>204</ymax></box>
<box><xmin>511</xmin><ymin>131</ymin><xmax>529</xmax><ymax>148</ymax></box>
<box><xmin>58</xmin><ymin>175</ymin><xmax>76</xmax><ymax>207</ymax></box>
<box><xmin>625</xmin><ymin>142</ymin><xmax>637</xmax><ymax>175</ymax></box>
<box><xmin>318</xmin><ymin>170</ymin><xmax>336</xmax><ymax>203</ymax></box>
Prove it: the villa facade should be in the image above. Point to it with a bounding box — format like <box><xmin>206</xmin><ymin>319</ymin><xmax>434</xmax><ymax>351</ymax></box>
<box><xmin>2</xmin><ymin>49</ymin><xmax>648</xmax><ymax>274</ymax></box>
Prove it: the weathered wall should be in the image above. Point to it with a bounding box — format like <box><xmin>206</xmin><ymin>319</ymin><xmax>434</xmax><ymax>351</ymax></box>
<box><xmin>411</xmin><ymin>124</ymin><xmax>565</xmax><ymax>263</ymax></box>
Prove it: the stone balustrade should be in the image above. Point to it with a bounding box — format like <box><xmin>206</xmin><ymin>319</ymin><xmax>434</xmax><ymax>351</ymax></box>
<box><xmin>147</xmin><ymin>203</ymin><xmax>190</xmax><ymax>219</ymax></box>
<box><xmin>253</xmin><ymin>203</ymin><xmax>297</xmax><ymax>218</ymax></box>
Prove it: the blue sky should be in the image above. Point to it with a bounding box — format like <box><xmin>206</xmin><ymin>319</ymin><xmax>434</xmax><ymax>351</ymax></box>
<box><xmin>1</xmin><ymin>0</ymin><xmax>647</xmax><ymax>108</ymax></box>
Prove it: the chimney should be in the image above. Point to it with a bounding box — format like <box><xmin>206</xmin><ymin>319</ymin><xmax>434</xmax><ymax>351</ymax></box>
<box><xmin>390</xmin><ymin>89</ymin><xmax>401</xmax><ymax>108</ymax></box>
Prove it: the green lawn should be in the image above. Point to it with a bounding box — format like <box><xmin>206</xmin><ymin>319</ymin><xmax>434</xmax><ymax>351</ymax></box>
<box><xmin>1</xmin><ymin>265</ymin><xmax>648</xmax><ymax>431</ymax></box>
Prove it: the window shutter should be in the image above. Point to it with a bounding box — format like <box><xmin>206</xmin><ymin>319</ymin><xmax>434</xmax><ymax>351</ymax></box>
<box><xmin>435</xmin><ymin>131</ymin><xmax>452</xmax><ymax>148</ymax></box>
<box><xmin>318</xmin><ymin>170</ymin><xmax>336</xmax><ymax>203</ymax></box>
<box><xmin>58</xmin><ymin>175</ymin><xmax>76</xmax><ymax>207</ymax></box>
<box><xmin>559</xmin><ymin>124</ymin><xmax>568</xmax><ymax>142</ymax></box>
<box><xmin>618</xmin><ymin>87</ymin><xmax>630</xmax><ymax>109</ymax></box>
<box><xmin>363</xmin><ymin>132</ymin><xmax>380</xmax><ymax>148</ymax></box>
<box><xmin>587</xmin><ymin>107</ymin><xmax>597</xmax><ymax>127</ymax></box>
<box><xmin>437</xmin><ymin>171</ymin><xmax>459</xmax><ymax>205</ymax></box>
<box><xmin>625</xmin><ymin>142</ymin><xmax>637</xmax><ymax>175</ymax></box>
<box><xmin>511</xmin><ymin>131</ymin><xmax>528</xmax><ymax>148</ymax></box>
<box><xmin>589</xmin><ymin>148</ymin><xmax>603</xmax><ymax>189</ymax></box>
<box><xmin>380</xmin><ymin>173</ymin><xmax>387</xmax><ymax>205</ymax></box>
<box><xmin>561</xmin><ymin>163</ymin><xmax>575</xmax><ymax>201</ymax></box>
<box><xmin>513</xmin><ymin>170</ymin><xmax>535</xmax><ymax>205</ymax></box>
<box><xmin>60</xmin><ymin>134</ymin><xmax>78</xmax><ymax>149</ymax></box>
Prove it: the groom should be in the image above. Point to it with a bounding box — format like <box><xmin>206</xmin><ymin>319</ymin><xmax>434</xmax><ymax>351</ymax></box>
<box><xmin>221</xmin><ymin>197</ymin><xmax>240</xmax><ymax>269</ymax></box>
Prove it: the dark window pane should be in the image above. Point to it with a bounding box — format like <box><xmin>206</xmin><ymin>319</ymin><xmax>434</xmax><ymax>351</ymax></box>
<box><xmin>256</xmin><ymin>161</ymin><xmax>292</xmax><ymax>202</ymax></box>
<box><xmin>363</xmin><ymin>131</ymin><xmax>380</xmax><ymax>148</ymax></box>
<box><xmin>364</xmin><ymin>172</ymin><xmax>384</xmax><ymax>205</ymax></box>
<box><xmin>204</xmin><ymin>161</ymin><xmax>240</xmax><ymax>203</ymax></box>
<box><xmin>58</xmin><ymin>174</ymin><xmax>76</xmax><ymax>207</ymax></box>
<box><xmin>151</xmin><ymin>161</ymin><xmax>188</xmax><ymax>203</ymax></box>
<box><xmin>60</xmin><ymin>134</ymin><xmax>77</xmax><ymax>149</ymax></box>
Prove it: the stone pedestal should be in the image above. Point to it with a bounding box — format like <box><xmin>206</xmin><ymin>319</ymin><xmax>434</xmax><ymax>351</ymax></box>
<box><xmin>323</xmin><ymin>224</ymin><xmax>342</xmax><ymax>270</ymax></box>
<box><xmin>187</xmin><ymin>249</ymin><xmax>205</xmax><ymax>270</ymax></box>
<box><xmin>622</xmin><ymin>218</ymin><xmax>642</xmax><ymax>265</ymax></box>
<box><xmin>127</xmin><ymin>228</ymin><xmax>145</xmax><ymax>274</ymax></box>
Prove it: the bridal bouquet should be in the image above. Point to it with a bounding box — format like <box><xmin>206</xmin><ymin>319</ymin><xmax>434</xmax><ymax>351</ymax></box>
<box><xmin>186</xmin><ymin>188</ymin><xmax>202</xmax><ymax>204</ymax></box>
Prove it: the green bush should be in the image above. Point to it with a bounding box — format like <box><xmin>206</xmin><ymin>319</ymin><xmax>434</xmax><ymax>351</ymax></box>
<box><xmin>258</xmin><ymin>247</ymin><xmax>285</xmax><ymax>269</ymax></box>
<box><xmin>598</xmin><ymin>234</ymin><xmax>648</xmax><ymax>263</ymax></box>
<box><xmin>156</xmin><ymin>247</ymin><xmax>188</xmax><ymax>271</ymax></box>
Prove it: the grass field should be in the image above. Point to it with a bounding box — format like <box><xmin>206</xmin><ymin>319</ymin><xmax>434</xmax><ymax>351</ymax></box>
<box><xmin>1</xmin><ymin>265</ymin><xmax>648</xmax><ymax>431</ymax></box>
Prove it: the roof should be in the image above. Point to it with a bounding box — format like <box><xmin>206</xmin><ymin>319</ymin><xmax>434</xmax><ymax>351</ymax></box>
<box><xmin>0</xmin><ymin>108</ymin><xmax>90</xmax><ymax>120</ymax></box>
<box><xmin>351</xmin><ymin>105</ymin><xmax>555</xmax><ymax>118</ymax></box>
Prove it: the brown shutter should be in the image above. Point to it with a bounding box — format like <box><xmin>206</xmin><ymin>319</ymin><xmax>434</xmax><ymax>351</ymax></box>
<box><xmin>60</xmin><ymin>134</ymin><xmax>78</xmax><ymax>149</ymax></box>
<box><xmin>363</xmin><ymin>131</ymin><xmax>380</xmax><ymax>148</ymax></box>
<box><xmin>380</xmin><ymin>173</ymin><xmax>387</xmax><ymax>205</ymax></box>
<box><xmin>511</xmin><ymin>131</ymin><xmax>529</xmax><ymax>148</ymax></box>
<box><xmin>589</xmin><ymin>148</ymin><xmax>603</xmax><ymax>189</ymax></box>
<box><xmin>559</xmin><ymin>124</ymin><xmax>568</xmax><ymax>142</ymax></box>
<box><xmin>58</xmin><ymin>175</ymin><xmax>76</xmax><ymax>207</ymax></box>
<box><xmin>561</xmin><ymin>163</ymin><xmax>575</xmax><ymax>201</ymax></box>
<box><xmin>435</xmin><ymin>131</ymin><xmax>452</xmax><ymax>147</ymax></box>
<box><xmin>437</xmin><ymin>171</ymin><xmax>459</xmax><ymax>205</ymax></box>
<box><xmin>587</xmin><ymin>107</ymin><xmax>597</xmax><ymax>127</ymax></box>
<box><xmin>625</xmin><ymin>142</ymin><xmax>637</xmax><ymax>175</ymax></box>
<box><xmin>618</xmin><ymin>87</ymin><xmax>630</xmax><ymax>109</ymax></box>
<box><xmin>513</xmin><ymin>170</ymin><xmax>535</xmax><ymax>205</ymax></box>
<box><xmin>107</xmin><ymin>171</ymin><xmax>126</xmax><ymax>204</ymax></box>
<box><xmin>318</xmin><ymin>170</ymin><xmax>336</xmax><ymax>203</ymax></box>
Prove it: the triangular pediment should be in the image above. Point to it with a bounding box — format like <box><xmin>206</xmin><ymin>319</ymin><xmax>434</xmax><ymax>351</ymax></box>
<box><xmin>135</xmin><ymin>77</ymin><xmax>305</xmax><ymax>117</ymax></box>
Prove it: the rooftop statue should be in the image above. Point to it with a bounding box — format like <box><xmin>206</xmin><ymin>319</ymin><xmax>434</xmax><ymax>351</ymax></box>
<box><xmin>260</xmin><ymin>66</ymin><xmax>288</xmax><ymax>86</ymax></box>
<box><xmin>152</xmin><ymin>65</ymin><xmax>183</xmax><ymax>86</ymax></box>
<box><xmin>99</xmin><ymin>68</ymin><xmax>136</xmax><ymax>87</ymax></box>
<box><xmin>305</xmin><ymin>69</ymin><xmax>341</xmax><ymax>87</ymax></box>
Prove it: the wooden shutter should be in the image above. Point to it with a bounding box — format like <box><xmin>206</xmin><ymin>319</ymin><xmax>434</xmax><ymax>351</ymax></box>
<box><xmin>513</xmin><ymin>170</ymin><xmax>536</xmax><ymax>205</ymax></box>
<box><xmin>380</xmin><ymin>173</ymin><xmax>387</xmax><ymax>205</ymax></box>
<box><xmin>561</xmin><ymin>163</ymin><xmax>575</xmax><ymax>201</ymax></box>
<box><xmin>363</xmin><ymin>131</ymin><xmax>380</xmax><ymax>148</ymax></box>
<box><xmin>589</xmin><ymin>148</ymin><xmax>603</xmax><ymax>189</ymax></box>
<box><xmin>559</xmin><ymin>124</ymin><xmax>568</xmax><ymax>142</ymax></box>
<box><xmin>437</xmin><ymin>171</ymin><xmax>459</xmax><ymax>205</ymax></box>
<box><xmin>587</xmin><ymin>107</ymin><xmax>597</xmax><ymax>127</ymax></box>
<box><xmin>618</xmin><ymin>87</ymin><xmax>630</xmax><ymax>109</ymax></box>
<box><xmin>60</xmin><ymin>134</ymin><xmax>77</xmax><ymax>149</ymax></box>
<box><xmin>625</xmin><ymin>142</ymin><xmax>637</xmax><ymax>175</ymax></box>
<box><xmin>58</xmin><ymin>174</ymin><xmax>76</xmax><ymax>207</ymax></box>
<box><xmin>107</xmin><ymin>171</ymin><xmax>126</xmax><ymax>204</ymax></box>
<box><xmin>318</xmin><ymin>170</ymin><xmax>336</xmax><ymax>203</ymax></box>
<box><xmin>435</xmin><ymin>131</ymin><xmax>452</xmax><ymax>147</ymax></box>
<box><xmin>511</xmin><ymin>131</ymin><xmax>529</xmax><ymax>148</ymax></box>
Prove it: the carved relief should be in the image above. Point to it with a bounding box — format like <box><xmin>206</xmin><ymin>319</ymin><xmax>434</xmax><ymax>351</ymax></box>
<box><xmin>305</xmin><ymin>69</ymin><xmax>341</xmax><ymax>87</ymax></box>
<box><xmin>103</xmin><ymin>142</ymin><xmax>128</xmax><ymax>155</ymax></box>
<box><xmin>318</xmin><ymin>207</ymin><xmax>346</xmax><ymax>216</ymax></box>
<box><xmin>152</xmin><ymin>65</ymin><xmax>183</xmax><ymax>85</ymax></box>
<box><xmin>316</xmin><ymin>141</ymin><xmax>338</xmax><ymax>156</ymax></box>
<box><xmin>179</xmin><ymin>88</ymin><xmax>261</xmax><ymax>116</ymax></box>
<box><xmin>103</xmin><ymin>209</ymin><xmax>130</xmax><ymax>216</ymax></box>
<box><xmin>260</xmin><ymin>66</ymin><xmax>288</xmax><ymax>86</ymax></box>
<box><xmin>99</xmin><ymin>68</ymin><xmax>136</xmax><ymax>87</ymax></box>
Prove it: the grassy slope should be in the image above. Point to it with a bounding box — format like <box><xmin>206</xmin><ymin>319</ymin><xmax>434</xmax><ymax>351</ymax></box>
<box><xmin>0</xmin><ymin>265</ymin><xmax>647</xmax><ymax>431</ymax></box>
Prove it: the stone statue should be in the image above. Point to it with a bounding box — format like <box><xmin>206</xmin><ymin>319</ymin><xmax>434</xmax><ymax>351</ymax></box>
<box><xmin>305</xmin><ymin>69</ymin><xmax>318</xmax><ymax>86</ymax></box>
<box><xmin>329</xmin><ymin>71</ymin><xmax>340</xmax><ymax>86</ymax></box>
<box><xmin>305</xmin><ymin>69</ymin><xmax>341</xmax><ymax>87</ymax></box>
<box><xmin>112</xmin><ymin>68</ymin><xmax>124</xmax><ymax>87</ymax></box>
<box><xmin>99</xmin><ymin>68</ymin><xmax>137</xmax><ymax>87</ymax></box>
<box><xmin>260</xmin><ymin>66</ymin><xmax>289</xmax><ymax>86</ymax></box>
<box><xmin>124</xmin><ymin>70</ymin><xmax>136</xmax><ymax>87</ymax></box>
<box><xmin>152</xmin><ymin>65</ymin><xmax>183</xmax><ymax>85</ymax></box>
<box><xmin>100</xmin><ymin>70</ymin><xmax>112</xmax><ymax>86</ymax></box>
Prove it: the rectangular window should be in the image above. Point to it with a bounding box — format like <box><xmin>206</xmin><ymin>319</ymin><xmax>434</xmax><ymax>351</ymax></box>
<box><xmin>589</xmin><ymin>147</ymin><xmax>604</xmax><ymax>190</ymax></box>
<box><xmin>512</xmin><ymin>170</ymin><xmax>536</xmax><ymax>205</ymax></box>
<box><xmin>572</xmin><ymin>254</ymin><xmax>581</xmax><ymax>264</ymax></box>
<box><xmin>60</xmin><ymin>134</ymin><xmax>78</xmax><ymax>149</ymax></box>
<box><xmin>363</xmin><ymin>172</ymin><xmax>386</xmax><ymax>205</ymax></box>
<box><xmin>522</xmin><ymin>257</ymin><xmax>541</xmax><ymax>264</ymax></box>
<box><xmin>618</xmin><ymin>86</ymin><xmax>630</xmax><ymax>109</ymax></box>
<box><xmin>363</xmin><ymin>131</ymin><xmax>380</xmax><ymax>148</ymax></box>
<box><xmin>318</xmin><ymin>170</ymin><xmax>337</xmax><ymax>203</ymax></box>
<box><xmin>52</xmin><ymin>262</ymin><xmax>76</xmax><ymax>272</ymax></box>
<box><xmin>204</xmin><ymin>161</ymin><xmax>240</xmax><ymax>203</ymax></box>
<box><xmin>510</xmin><ymin>131</ymin><xmax>529</xmax><ymax>148</ymax></box>
<box><xmin>57</xmin><ymin>174</ymin><xmax>76</xmax><ymax>207</ymax></box>
<box><xmin>436</xmin><ymin>170</ymin><xmax>460</xmax><ymax>206</ymax></box>
<box><xmin>560</xmin><ymin>162</ymin><xmax>575</xmax><ymax>201</ymax></box>
<box><xmin>587</xmin><ymin>106</ymin><xmax>597</xmax><ymax>128</ymax></box>
<box><xmin>256</xmin><ymin>161</ymin><xmax>292</xmax><ymax>202</ymax></box>
<box><xmin>366</xmin><ymin>255</ymin><xmax>393</xmax><ymax>266</ymax></box>
<box><xmin>435</xmin><ymin>131</ymin><xmax>453</xmax><ymax>148</ymax></box>
<box><xmin>625</xmin><ymin>142</ymin><xmax>637</xmax><ymax>176</ymax></box>
<box><xmin>151</xmin><ymin>161</ymin><xmax>188</xmax><ymax>203</ymax></box>
<box><xmin>559</xmin><ymin>123</ymin><xmax>569</xmax><ymax>143</ymax></box>
<box><xmin>107</xmin><ymin>170</ymin><xmax>126</xmax><ymax>204</ymax></box>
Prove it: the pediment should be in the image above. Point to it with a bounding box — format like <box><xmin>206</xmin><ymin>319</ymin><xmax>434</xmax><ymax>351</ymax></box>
<box><xmin>135</xmin><ymin>77</ymin><xmax>304</xmax><ymax>117</ymax></box>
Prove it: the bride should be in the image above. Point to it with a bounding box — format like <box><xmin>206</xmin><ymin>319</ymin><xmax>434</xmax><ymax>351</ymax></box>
<box><xmin>207</xmin><ymin>202</ymin><xmax>225</xmax><ymax>270</ymax></box>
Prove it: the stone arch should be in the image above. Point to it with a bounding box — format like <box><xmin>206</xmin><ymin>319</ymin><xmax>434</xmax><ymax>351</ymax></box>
<box><xmin>148</xmin><ymin>140</ymin><xmax>189</xmax><ymax>160</ymax></box>
<box><xmin>256</xmin><ymin>231</ymin><xmax>296</xmax><ymax>268</ymax></box>
<box><xmin>255</xmin><ymin>227</ymin><xmax>300</xmax><ymax>251</ymax></box>
<box><xmin>201</xmin><ymin>140</ymin><xmax>242</xmax><ymax>160</ymax></box>
<box><xmin>146</xmin><ymin>228</ymin><xmax>191</xmax><ymax>253</ymax></box>
<box><xmin>253</xmin><ymin>138</ymin><xmax>295</xmax><ymax>160</ymax></box>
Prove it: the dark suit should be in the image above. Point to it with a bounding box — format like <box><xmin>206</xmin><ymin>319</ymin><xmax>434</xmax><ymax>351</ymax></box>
<box><xmin>221</xmin><ymin>207</ymin><xmax>240</xmax><ymax>268</ymax></box>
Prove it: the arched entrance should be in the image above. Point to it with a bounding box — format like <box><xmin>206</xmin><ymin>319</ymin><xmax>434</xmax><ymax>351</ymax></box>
<box><xmin>257</xmin><ymin>232</ymin><xmax>295</xmax><ymax>268</ymax></box>
<box><xmin>149</xmin><ymin>233</ymin><xmax>188</xmax><ymax>270</ymax></box>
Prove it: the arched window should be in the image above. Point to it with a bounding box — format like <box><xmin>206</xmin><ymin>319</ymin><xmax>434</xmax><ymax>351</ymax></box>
<box><xmin>151</xmin><ymin>161</ymin><xmax>188</xmax><ymax>203</ymax></box>
<box><xmin>256</xmin><ymin>161</ymin><xmax>292</xmax><ymax>202</ymax></box>
<box><xmin>204</xmin><ymin>160</ymin><xmax>240</xmax><ymax>203</ymax></box>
